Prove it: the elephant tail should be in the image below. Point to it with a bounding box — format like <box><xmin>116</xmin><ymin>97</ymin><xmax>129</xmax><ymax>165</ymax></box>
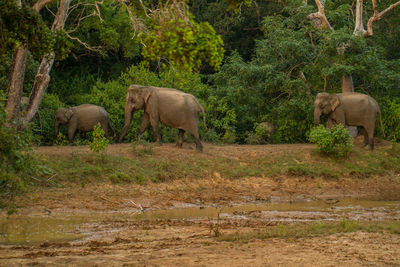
<box><xmin>378</xmin><ymin>109</ymin><xmax>385</xmax><ymax>139</ymax></box>
<box><xmin>197</xmin><ymin>101</ymin><xmax>207</xmax><ymax>130</ymax></box>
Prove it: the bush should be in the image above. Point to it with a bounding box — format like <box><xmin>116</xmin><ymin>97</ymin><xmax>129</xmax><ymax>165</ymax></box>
<box><xmin>0</xmin><ymin>100</ymin><xmax>47</xmax><ymax>198</ymax></box>
<box><xmin>308</xmin><ymin>125</ymin><xmax>353</xmax><ymax>157</ymax></box>
<box><xmin>246</xmin><ymin>122</ymin><xmax>274</xmax><ymax>144</ymax></box>
<box><xmin>31</xmin><ymin>93</ymin><xmax>64</xmax><ymax>145</ymax></box>
<box><xmin>380</xmin><ymin>97</ymin><xmax>400</xmax><ymax>142</ymax></box>
<box><xmin>89</xmin><ymin>123</ymin><xmax>109</xmax><ymax>153</ymax></box>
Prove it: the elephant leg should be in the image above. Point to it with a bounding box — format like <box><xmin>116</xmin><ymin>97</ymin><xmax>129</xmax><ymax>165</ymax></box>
<box><xmin>362</xmin><ymin>128</ymin><xmax>369</xmax><ymax>147</ymax></box>
<box><xmin>138</xmin><ymin>113</ymin><xmax>150</xmax><ymax>138</ymax></box>
<box><xmin>364</xmin><ymin>125</ymin><xmax>375</xmax><ymax>150</ymax></box>
<box><xmin>149</xmin><ymin>118</ymin><xmax>162</xmax><ymax>145</ymax></box>
<box><xmin>176</xmin><ymin>129</ymin><xmax>185</xmax><ymax>148</ymax></box>
<box><xmin>369</xmin><ymin>138</ymin><xmax>375</xmax><ymax>150</ymax></box>
<box><xmin>68</xmin><ymin>127</ymin><xmax>77</xmax><ymax>143</ymax></box>
<box><xmin>187</xmin><ymin>128</ymin><xmax>202</xmax><ymax>152</ymax></box>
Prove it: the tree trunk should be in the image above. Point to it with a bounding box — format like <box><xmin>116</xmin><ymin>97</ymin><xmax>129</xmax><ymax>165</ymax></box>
<box><xmin>5</xmin><ymin>0</ymin><xmax>27</xmax><ymax>121</ymax></box>
<box><xmin>5</xmin><ymin>47</ymin><xmax>28</xmax><ymax>121</ymax></box>
<box><xmin>23</xmin><ymin>52</ymin><xmax>55</xmax><ymax>124</ymax></box>
<box><xmin>5</xmin><ymin>0</ymin><xmax>56</xmax><ymax>123</ymax></box>
<box><xmin>341</xmin><ymin>75</ymin><xmax>354</xmax><ymax>93</ymax></box>
<box><xmin>21</xmin><ymin>0</ymin><xmax>72</xmax><ymax>128</ymax></box>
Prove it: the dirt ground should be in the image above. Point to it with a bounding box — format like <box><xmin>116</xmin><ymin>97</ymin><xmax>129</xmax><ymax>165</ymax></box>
<box><xmin>0</xmin><ymin>143</ymin><xmax>399</xmax><ymax>266</ymax></box>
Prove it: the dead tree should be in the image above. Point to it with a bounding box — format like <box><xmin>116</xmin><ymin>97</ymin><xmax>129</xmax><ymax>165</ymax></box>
<box><xmin>307</xmin><ymin>0</ymin><xmax>400</xmax><ymax>93</ymax></box>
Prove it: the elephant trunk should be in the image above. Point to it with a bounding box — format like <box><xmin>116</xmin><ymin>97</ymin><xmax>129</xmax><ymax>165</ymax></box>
<box><xmin>314</xmin><ymin>107</ymin><xmax>321</xmax><ymax>126</ymax></box>
<box><xmin>119</xmin><ymin>106</ymin><xmax>133</xmax><ymax>142</ymax></box>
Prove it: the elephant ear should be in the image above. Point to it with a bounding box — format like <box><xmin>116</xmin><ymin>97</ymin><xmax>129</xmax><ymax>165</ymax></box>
<box><xmin>330</xmin><ymin>95</ymin><xmax>340</xmax><ymax>111</ymax></box>
<box><xmin>64</xmin><ymin>108</ymin><xmax>74</xmax><ymax>120</ymax></box>
<box><xmin>142</xmin><ymin>87</ymin><xmax>152</xmax><ymax>103</ymax></box>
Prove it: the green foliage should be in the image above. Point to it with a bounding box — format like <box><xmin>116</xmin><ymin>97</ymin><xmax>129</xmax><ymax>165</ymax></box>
<box><xmin>309</xmin><ymin>125</ymin><xmax>353</xmax><ymax>157</ymax></box>
<box><xmin>89</xmin><ymin>123</ymin><xmax>109</xmax><ymax>154</ymax></box>
<box><xmin>246</xmin><ymin>122</ymin><xmax>273</xmax><ymax>145</ymax></box>
<box><xmin>65</xmin><ymin>0</ymin><xmax>141</xmax><ymax>59</ymax></box>
<box><xmin>0</xmin><ymin>0</ymin><xmax>54</xmax><ymax>61</ymax></box>
<box><xmin>55</xmin><ymin>132</ymin><xmax>68</xmax><ymax>146</ymax></box>
<box><xmin>380</xmin><ymin>98</ymin><xmax>400</xmax><ymax>142</ymax></box>
<box><xmin>225</xmin><ymin>0</ymin><xmax>253</xmax><ymax>11</ymax></box>
<box><xmin>141</xmin><ymin>18</ymin><xmax>224</xmax><ymax>72</ymax></box>
<box><xmin>31</xmin><ymin>93</ymin><xmax>65</xmax><ymax>145</ymax></box>
<box><xmin>0</xmin><ymin>100</ymin><xmax>45</xmax><ymax>198</ymax></box>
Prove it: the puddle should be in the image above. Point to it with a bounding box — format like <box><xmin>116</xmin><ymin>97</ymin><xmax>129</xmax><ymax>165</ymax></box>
<box><xmin>133</xmin><ymin>199</ymin><xmax>400</xmax><ymax>221</ymax></box>
<box><xmin>1</xmin><ymin>199</ymin><xmax>399</xmax><ymax>245</ymax></box>
<box><xmin>0</xmin><ymin>216</ymin><xmax>87</xmax><ymax>245</ymax></box>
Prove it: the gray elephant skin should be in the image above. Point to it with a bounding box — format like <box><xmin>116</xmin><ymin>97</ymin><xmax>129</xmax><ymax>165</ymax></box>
<box><xmin>54</xmin><ymin>104</ymin><xmax>114</xmax><ymax>142</ymax></box>
<box><xmin>119</xmin><ymin>85</ymin><xmax>206</xmax><ymax>152</ymax></box>
<box><xmin>314</xmin><ymin>92</ymin><xmax>383</xmax><ymax>150</ymax></box>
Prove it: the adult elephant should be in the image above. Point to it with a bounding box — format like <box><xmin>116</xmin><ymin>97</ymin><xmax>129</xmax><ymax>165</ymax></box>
<box><xmin>119</xmin><ymin>85</ymin><xmax>206</xmax><ymax>152</ymax></box>
<box><xmin>314</xmin><ymin>92</ymin><xmax>383</xmax><ymax>150</ymax></box>
<box><xmin>54</xmin><ymin>104</ymin><xmax>114</xmax><ymax>143</ymax></box>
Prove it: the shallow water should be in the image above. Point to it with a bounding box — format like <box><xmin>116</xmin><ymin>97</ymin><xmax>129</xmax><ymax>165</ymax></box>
<box><xmin>0</xmin><ymin>216</ymin><xmax>85</xmax><ymax>245</ymax></box>
<box><xmin>134</xmin><ymin>199</ymin><xmax>400</xmax><ymax>221</ymax></box>
<box><xmin>1</xmin><ymin>199</ymin><xmax>399</xmax><ymax>245</ymax></box>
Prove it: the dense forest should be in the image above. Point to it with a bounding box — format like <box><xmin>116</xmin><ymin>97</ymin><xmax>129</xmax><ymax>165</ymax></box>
<box><xmin>1</xmin><ymin>0</ymin><xmax>400</xmax><ymax>146</ymax></box>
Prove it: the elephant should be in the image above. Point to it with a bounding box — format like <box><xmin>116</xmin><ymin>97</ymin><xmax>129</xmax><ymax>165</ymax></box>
<box><xmin>119</xmin><ymin>85</ymin><xmax>207</xmax><ymax>152</ymax></box>
<box><xmin>314</xmin><ymin>92</ymin><xmax>383</xmax><ymax>150</ymax></box>
<box><xmin>54</xmin><ymin>104</ymin><xmax>115</xmax><ymax>143</ymax></box>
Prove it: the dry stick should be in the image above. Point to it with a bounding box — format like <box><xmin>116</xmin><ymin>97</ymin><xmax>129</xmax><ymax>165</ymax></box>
<box><xmin>47</xmin><ymin>173</ymin><xmax>58</xmax><ymax>182</ymax></box>
<box><xmin>129</xmin><ymin>200</ymin><xmax>144</xmax><ymax>212</ymax></box>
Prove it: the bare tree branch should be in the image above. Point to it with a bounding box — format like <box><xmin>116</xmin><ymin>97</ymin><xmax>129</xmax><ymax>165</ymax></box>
<box><xmin>353</xmin><ymin>0</ymin><xmax>366</xmax><ymax>36</ymax></box>
<box><xmin>307</xmin><ymin>0</ymin><xmax>333</xmax><ymax>30</ymax></box>
<box><xmin>115</xmin><ymin>0</ymin><xmax>148</xmax><ymax>36</ymax></box>
<box><xmin>32</xmin><ymin>0</ymin><xmax>56</xmax><ymax>12</ymax></box>
<box><xmin>63</xmin><ymin>30</ymin><xmax>104</xmax><ymax>53</ymax></box>
<box><xmin>365</xmin><ymin>0</ymin><xmax>400</xmax><ymax>37</ymax></box>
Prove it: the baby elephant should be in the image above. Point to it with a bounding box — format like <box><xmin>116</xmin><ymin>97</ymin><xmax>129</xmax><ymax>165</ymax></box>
<box><xmin>54</xmin><ymin>104</ymin><xmax>114</xmax><ymax>143</ymax></box>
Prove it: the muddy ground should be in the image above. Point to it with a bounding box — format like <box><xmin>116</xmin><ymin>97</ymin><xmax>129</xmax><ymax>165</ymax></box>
<box><xmin>0</xmin><ymin>143</ymin><xmax>399</xmax><ymax>266</ymax></box>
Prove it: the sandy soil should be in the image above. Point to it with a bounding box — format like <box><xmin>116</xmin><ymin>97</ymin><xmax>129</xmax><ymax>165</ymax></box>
<box><xmin>0</xmin><ymin>143</ymin><xmax>399</xmax><ymax>266</ymax></box>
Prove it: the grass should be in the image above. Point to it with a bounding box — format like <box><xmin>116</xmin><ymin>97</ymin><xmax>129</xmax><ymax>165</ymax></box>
<box><xmin>218</xmin><ymin>220</ymin><xmax>400</xmax><ymax>242</ymax></box>
<box><xmin>32</xmin><ymin>142</ymin><xmax>400</xmax><ymax>188</ymax></box>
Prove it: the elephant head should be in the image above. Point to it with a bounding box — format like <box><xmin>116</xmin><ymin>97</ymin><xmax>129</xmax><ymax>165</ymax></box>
<box><xmin>119</xmin><ymin>85</ymin><xmax>152</xmax><ymax>142</ymax></box>
<box><xmin>54</xmin><ymin>107</ymin><xmax>73</xmax><ymax>139</ymax></box>
<box><xmin>314</xmin><ymin>93</ymin><xmax>340</xmax><ymax>125</ymax></box>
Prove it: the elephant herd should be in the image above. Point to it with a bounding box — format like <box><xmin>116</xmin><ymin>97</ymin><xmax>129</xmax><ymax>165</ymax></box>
<box><xmin>54</xmin><ymin>85</ymin><xmax>206</xmax><ymax>152</ymax></box>
<box><xmin>54</xmin><ymin>85</ymin><xmax>383</xmax><ymax>152</ymax></box>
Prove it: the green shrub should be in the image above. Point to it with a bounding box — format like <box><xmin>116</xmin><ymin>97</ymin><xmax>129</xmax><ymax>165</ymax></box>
<box><xmin>246</xmin><ymin>122</ymin><xmax>274</xmax><ymax>144</ymax></box>
<box><xmin>0</xmin><ymin>100</ymin><xmax>47</xmax><ymax>198</ymax></box>
<box><xmin>308</xmin><ymin>125</ymin><xmax>353</xmax><ymax>157</ymax></box>
<box><xmin>380</xmin><ymin>98</ymin><xmax>400</xmax><ymax>142</ymax></box>
<box><xmin>31</xmin><ymin>93</ymin><xmax>64</xmax><ymax>145</ymax></box>
<box><xmin>89</xmin><ymin>123</ymin><xmax>109</xmax><ymax>154</ymax></box>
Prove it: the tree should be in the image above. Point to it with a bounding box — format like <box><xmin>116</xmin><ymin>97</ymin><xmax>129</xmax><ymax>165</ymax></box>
<box><xmin>3</xmin><ymin>0</ymin><xmax>225</xmax><ymax>129</ymax></box>
<box><xmin>307</xmin><ymin>0</ymin><xmax>400</xmax><ymax>93</ymax></box>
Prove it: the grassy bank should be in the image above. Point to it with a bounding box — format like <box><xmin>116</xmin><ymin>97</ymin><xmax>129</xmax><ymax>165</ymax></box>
<box><xmin>36</xmin><ymin>142</ymin><xmax>400</xmax><ymax>188</ymax></box>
